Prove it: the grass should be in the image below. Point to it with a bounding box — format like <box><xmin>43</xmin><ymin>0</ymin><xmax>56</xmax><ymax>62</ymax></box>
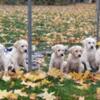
<box><xmin>0</xmin><ymin>73</ymin><xmax>100</xmax><ymax>100</ymax></box>
<box><xmin>0</xmin><ymin>4</ymin><xmax>96</xmax><ymax>47</ymax></box>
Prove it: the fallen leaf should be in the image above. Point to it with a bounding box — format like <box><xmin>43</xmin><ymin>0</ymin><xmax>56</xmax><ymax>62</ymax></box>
<box><xmin>0</xmin><ymin>90</ymin><xmax>10</xmax><ymax>99</ymax></box>
<box><xmin>76</xmin><ymin>83</ymin><xmax>90</xmax><ymax>90</ymax></box>
<box><xmin>38</xmin><ymin>88</ymin><xmax>56</xmax><ymax>100</ymax></box>
<box><xmin>96</xmin><ymin>88</ymin><xmax>100</xmax><ymax>100</ymax></box>
<box><xmin>2</xmin><ymin>75</ymin><xmax>11</xmax><ymax>81</ymax></box>
<box><xmin>7</xmin><ymin>92</ymin><xmax>18</xmax><ymax>100</ymax></box>
<box><xmin>82</xmin><ymin>71</ymin><xmax>90</xmax><ymax>80</ymax></box>
<box><xmin>24</xmin><ymin>70</ymin><xmax>47</xmax><ymax>81</ymax></box>
<box><xmin>14</xmin><ymin>89</ymin><xmax>28</xmax><ymax>97</ymax></box>
<box><xmin>93</xmin><ymin>74</ymin><xmax>100</xmax><ymax>81</ymax></box>
<box><xmin>79</xmin><ymin>96</ymin><xmax>85</xmax><ymax>100</ymax></box>
<box><xmin>48</xmin><ymin>68</ymin><xmax>63</xmax><ymax>78</ymax></box>
<box><xmin>21</xmin><ymin>81</ymin><xmax>39</xmax><ymax>88</ymax></box>
<box><xmin>29</xmin><ymin>93</ymin><xmax>37</xmax><ymax>100</ymax></box>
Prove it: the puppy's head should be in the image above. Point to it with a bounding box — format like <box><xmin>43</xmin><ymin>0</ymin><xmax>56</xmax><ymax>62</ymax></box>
<box><xmin>81</xmin><ymin>37</ymin><xmax>96</xmax><ymax>50</ymax></box>
<box><xmin>14</xmin><ymin>39</ymin><xmax>28</xmax><ymax>53</ymax></box>
<box><xmin>68</xmin><ymin>46</ymin><xmax>83</xmax><ymax>58</ymax></box>
<box><xmin>52</xmin><ymin>44</ymin><xmax>68</xmax><ymax>57</ymax></box>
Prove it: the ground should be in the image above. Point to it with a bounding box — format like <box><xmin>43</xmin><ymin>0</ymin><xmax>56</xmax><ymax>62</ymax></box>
<box><xmin>0</xmin><ymin>3</ymin><xmax>100</xmax><ymax>100</ymax></box>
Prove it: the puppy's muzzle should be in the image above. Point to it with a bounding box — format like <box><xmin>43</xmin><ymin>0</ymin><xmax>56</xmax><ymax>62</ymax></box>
<box><xmin>61</xmin><ymin>54</ymin><xmax>64</xmax><ymax>56</ymax></box>
<box><xmin>78</xmin><ymin>54</ymin><xmax>81</xmax><ymax>57</ymax></box>
<box><xmin>91</xmin><ymin>46</ymin><xmax>94</xmax><ymax>49</ymax></box>
<box><xmin>24</xmin><ymin>49</ymin><xmax>27</xmax><ymax>53</ymax></box>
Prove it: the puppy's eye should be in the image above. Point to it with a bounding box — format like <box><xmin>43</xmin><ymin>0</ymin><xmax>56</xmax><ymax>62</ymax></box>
<box><xmin>21</xmin><ymin>45</ymin><xmax>24</xmax><ymax>48</ymax></box>
<box><xmin>58</xmin><ymin>49</ymin><xmax>60</xmax><ymax>52</ymax></box>
<box><xmin>88</xmin><ymin>42</ymin><xmax>91</xmax><ymax>44</ymax></box>
<box><xmin>93</xmin><ymin>42</ymin><xmax>95</xmax><ymax>44</ymax></box>
<box><xmin>75</xmin><ymin>50</ymin><xmax>78</xmax><ymax>52</ymax></box>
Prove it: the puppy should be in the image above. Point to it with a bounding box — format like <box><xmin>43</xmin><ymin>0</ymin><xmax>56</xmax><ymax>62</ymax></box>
<box><xmin>49</xmin><ymin>44</ymin><xmax>68</xmax><ymax>71</ymax></box>
<box><xmin>63</xmin><ymin>45</ymin><xmax>84</xmax><ymax>73</ymax></box>
<box><xmin>0</xmin><ymin>44</ymin><xmax>5</xmax><ymax>71</ymax></box>
<box><xmin>81</xmin><ymin>37</ymin><xmax>97</xmax><ymax>71</ymax></box>
<box><xmin>0</xmin><ymin>44</ymin><xmax>14</xmax><ymax>73</ymax></box>
<box><xmin>7</xmin><ymin>39</ymin><xmax>28</xmax><ymax>72</ymax></box>
<box><xmin>95</xmin><ymin>48</ymin><xmax>100</xmax><ymax>73</ymax></box>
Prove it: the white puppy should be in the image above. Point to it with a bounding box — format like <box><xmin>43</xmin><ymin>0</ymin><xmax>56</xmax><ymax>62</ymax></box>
<box><xmin>0</xmin><ymin>44</ymin><xmax>5</xmax><ymax>70</ymax></box>
<box><xmin>0</xmin><ymin>44</ymin><xmax>13</xmax><ymax>72</ymax></box>
<box><xmin>95</xmin><ymin>48</ymin><xmax>100</xmax><ymax>72</ymax></box>
<box><xmin>49</xmin><ymin>44</ymin><xmax>68</xmax><ymax>71</ymax></box>
<box><xmin>6</xmin><ymin>39</ymin><xmax>28</xmax><ymax>72</ymax></box>
<box><xmin>81</xmin><ymin>37</ymin><xmax>97</xmax><ymax>71</ymax></box>
<box><xmin>63</xmin><ymin>45</ymin><xmax>84</xmax><ymax>73</ymax></box>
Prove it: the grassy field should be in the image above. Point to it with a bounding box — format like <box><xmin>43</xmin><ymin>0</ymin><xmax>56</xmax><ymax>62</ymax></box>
<box><xmin>0</xmin><ymin>4</ymin><xmax>96</xmax><ymax>47</ymax></box>
<box><xmin>0</xmin><ymin>4</ymin><xmax>100</xmax><ymax>100</ymax></box>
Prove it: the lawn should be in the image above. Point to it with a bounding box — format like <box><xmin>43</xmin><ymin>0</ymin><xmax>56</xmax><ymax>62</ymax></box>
<box><xmin>0</xmin><ymin>4</ymin><xmax>100</xmax><ymax>100</ymax></box>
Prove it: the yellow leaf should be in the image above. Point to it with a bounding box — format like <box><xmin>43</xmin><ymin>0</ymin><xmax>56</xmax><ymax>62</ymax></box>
<box><xmin>14</xmin><ymin>89</ymin><xmax>28</xmax><ymax>97</ymax></box>
<box><xmin>94</xmin><ymin>74</ymin><xmax>100</xmax><ymax>81</ymax></box>
<box><xmin>38</xmin><ymin>88</ymin><xmax>56</xmax><ymax>100</ymax></box>
<box><xmin>79</xmin><ymin>96</ymin><xmax>85</xmax><ymax>100</ymax></box>
<box><xmin>96</xmin><ymin>88</ymin><xmax>100</xmax><ymax>100</ymax></box>
<box><xmin>21</xmin><ymin>81</ymin><xmax>40</xmax><ymax>88</ymax></box>
<box><xmin>2</xmin><ymin>75</ymin><xmax>11</xmax><ymax>81</ymax></box>
<box><xmin>76</xmin><ymin>84</ymin><xmax>89</xmax><ymax>90</ymax></box>
<box><xmin>0</xmin><ymin>90</ymin><xmax>10</xmax><ymax>99</ymax></box>
<box><xmin>29</xmin><ymin>93</ymin><xmax>37</xmax><ymax>100</ymax></box>
<box><xmin>24</xmin><ymin>70</ymin><xmax>47</xmax><ymax>81</ymax></box>
<box><xmin>7</xmin><ymin>93</ymin><xmax>18</xmax><ymax>100</ymax></box>
<box><xmin>48</xmin><ymin>68</ymin><xmax>63</xmax><ymax>78</ymax></box>
<box><xmin>82</xmin><ymin>71</ymin><xmax>90</xmax><ymax>80</ymax></box>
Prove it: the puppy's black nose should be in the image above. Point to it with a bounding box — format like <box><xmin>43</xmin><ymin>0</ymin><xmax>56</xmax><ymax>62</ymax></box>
<box><xmin>78</xmin><ymin>55</ymin><xmax>81</xmax><ymax>57</ymax></box>
<box><xmin>91</xmin><ymin>46</ymin><xmax>93</xmax><ymax>49</ymax></box>
<box><xmin>61</xmin><ymin>54</ymin><xmax>64</xmax><ymax>56</ymax></box>
<box><xmin>24</xmin><ymin>50</ymin><xmax>27</xmax><ymax>53</ymax></box>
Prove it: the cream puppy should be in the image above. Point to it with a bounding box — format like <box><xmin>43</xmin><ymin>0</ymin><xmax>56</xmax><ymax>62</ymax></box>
<box><xmin>63</xmin><ymin>45</ymin><xmax>84</xmax><ymax>73</ymax></box>
<box><xmin>49</xmin><ymin>44</ymin><xmax>68</xmax><ymax>71</ymax></box>
<box><xmin>0</xmin><ymin>44</ymin><xmax>5</xmax><ymax>70</ymax></box>
<box><xmin>7</xmin><ymin>39</ymin><xmax>28</xmax><ymax>71</ymax></box>
<box><xmin>95</xmin><ymin>48</ymin><xmax>100</xmax><ymax>72</ymax></box>
<box><xmin>81</xmin><ymin>37</ymin><xmax>97</xmax><ymax>71</ymax></box>
<box><xmin>0</xmin><ymin>44</ymin><xmax>14</xmax><ymax>72</ymax></box>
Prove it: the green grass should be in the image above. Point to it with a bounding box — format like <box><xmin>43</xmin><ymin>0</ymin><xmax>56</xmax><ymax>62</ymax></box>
<box><xmin>0</xmin><ymin>75</ymin><xmax>100</xmax><ymax>100</ymax></box>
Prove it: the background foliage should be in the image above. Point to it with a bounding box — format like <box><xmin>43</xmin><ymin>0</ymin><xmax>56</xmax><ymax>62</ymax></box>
<box><xmin>0</xmin><ymin>4</ymin><xmax>96</xmax><ymax>48</ymax></box>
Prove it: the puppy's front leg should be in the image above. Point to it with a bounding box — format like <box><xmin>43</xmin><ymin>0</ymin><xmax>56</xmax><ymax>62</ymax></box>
<box><xmin>49</xmin><ymin>57</ymin><xmax>54</xmax><ymax>71</ymax></box>
<box><xmin>14</xmin><ymin>62</ymin><xmax>19</xmax><ymax>70</ymax></box>
<box><xmin>85</xmin><ymin>62</ymin><xmax>92</xmax><ymax>71</ymax></box>
<box><xmin>23</xmin><ymin>60</ymin><xmax>29</xmax><ymax>72</ymax></box>
<box><xmin>3</xmin><ymin>62</ymin><xmax>9</xmax><ymax>76</ymax></box>
<box><xmin>63</xmin><ymin>62</ymin><xmax>69</xmax><ymax>73</ymax></box>
<box><xmin>79</xmin><ymin>63</ymin><xmax>85</xmax><ymax>73</ymax></box>
<box><xmin>60</xmin><ymin>61</ymin><xmax>67</xmax><ymax>73</ymax></box>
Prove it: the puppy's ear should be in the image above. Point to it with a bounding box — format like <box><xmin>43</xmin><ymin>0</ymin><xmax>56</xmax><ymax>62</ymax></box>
<box><xmin>81</xmin><ymin>39</ymin><xmax>85</xmax><ymax>45</ymax></box>
<box><xmin>68</xmin><ymin>46</ymin><xmax>74</xmax><ymax>54</ymax></box>
<box><xmin>51</xmin><ymin>45</ymin><xmax>57</xmax><ymax>52</ymax></box>
<box><xmin>93</xmin><ymin>37</ymin><xmax>97</xmax><ymax>42</ymax></box>
<box><xmin>14</xmin><ymin>41</ymin><xmax>19</xmax><ymax>48</ymax></box>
